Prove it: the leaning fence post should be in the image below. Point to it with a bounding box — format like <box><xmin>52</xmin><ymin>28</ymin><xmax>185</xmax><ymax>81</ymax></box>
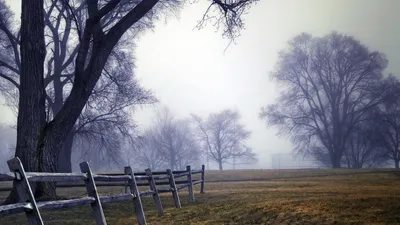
<box><xmin>124</xmin><ymin>167</ymin><xmax>146</xmax><ymax>225</ymax></box>
<box><xmin>186</xmin><ymin>165</ymin><xmax>194</xmax><ymax>202</ymax></box>
<box><xmin>145</xmin><ymin>168</ymin><xmax>164</xmax><ymax>216</ymax></box>
<box><xmin>124</xmin><ymin>180</ymin><xmax>128</xmax><ymax>194</ymax></box>
<box><xmin>7</xmin><ymin>157</ymin><xmax>43</xmax><ymax>225</ymax></box>
<box><xmin>200</xmin><ymin>164</ymin><xmax>205</xmax><ymax>194</ymax></box>
<box><xmin>166</xmin><ymin>169</ymin><xmax>181</xmax><ymax>208</ymax></box>
<box><xmin>80</xmin><ymin>162</ymin><xmax>107</xmax><ymax>225</ymax></box>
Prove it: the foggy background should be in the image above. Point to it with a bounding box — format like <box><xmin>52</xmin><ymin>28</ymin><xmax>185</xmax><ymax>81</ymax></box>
<box><xmin>1</xmin><ymin>0</ymin><xmax>399</xmax><ymax>170</ymax></box>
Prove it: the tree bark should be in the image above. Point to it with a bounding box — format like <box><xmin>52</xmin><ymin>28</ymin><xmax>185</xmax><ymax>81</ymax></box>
<box><xmin>330</xmin><ymin>152</ymin><xmax>342</xmax><ymax>168</ymax></box>
<box><xmin>5</xmin><ymin>0</ymin><xmax>46</xmax><ymax>204</ymax></box>
<box><xmin>218</xmin><ymin>161</ymin><xmax>223</xmax><ymax>170</ymax></box>
<box><xmin>35</xmin><ymin>127</ymin><xmax>60</xmax><ymax>199</ymax></box>
<box><xmin>57</xmin><ymin>130</ymin><xmax>74</xmax><ymax>173</ymax></box>
<box><xmin>395</xmin><ymin>159</ymin><xmax>399</xmax><ymax>169</ymax></box>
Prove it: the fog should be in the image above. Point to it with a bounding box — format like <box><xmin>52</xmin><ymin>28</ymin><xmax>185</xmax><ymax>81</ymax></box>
<box><xmin>1</xmin><ymin>0</ymin><xmax>400</xmax><ymax>170</ymax></box>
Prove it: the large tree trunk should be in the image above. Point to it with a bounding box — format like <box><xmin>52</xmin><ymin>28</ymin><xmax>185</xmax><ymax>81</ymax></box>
<box><xmin>330</xmin><ymin>152</ymin><xmax>342</xmax><ymax>168</ymax></box>
<box><xmin>35</xmin><ymin>136</ymin><xmax>58</xmax><ymax>199</ymax></box>
<box><xmin>36</xmin><ymin>124</ymin><xmax>73</xmax><ymax>199</ymax></box>
<box><xmin>395</xmin><ymin>159</ymin><xmax>399</xmax><ymax>169</ymax></box>
<box><xmin>57</xmin><ymin>130</ymin><xmax>74</xmax><ymax>173</ymax></box>
<box><xmin>218</xmin><ymin>161</ymin><xmax>223</xmax><ymax>170</ymax></box>
<box><xmin>5</xmin><ymin>0</ymin><xmax>46</xmax><ymax>204</ymax></box>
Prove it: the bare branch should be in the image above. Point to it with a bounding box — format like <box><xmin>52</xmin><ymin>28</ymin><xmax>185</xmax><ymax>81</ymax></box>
<box><xmin>0</xmin><ymin>73</ymin><xmax>19</xmax><ymax>89</ymax></box>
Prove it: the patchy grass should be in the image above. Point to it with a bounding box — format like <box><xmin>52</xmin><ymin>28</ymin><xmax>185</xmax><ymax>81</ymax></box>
<box><xmin>0</xmin><ymin>170</ymin><xmax>399</xmax><ymax>224</ymax></box>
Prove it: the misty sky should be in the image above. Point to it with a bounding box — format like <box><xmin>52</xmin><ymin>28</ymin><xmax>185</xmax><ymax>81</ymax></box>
<box><xmin>1</xmin><ymin>0</ymin><xmax>400</xmax><ymax>169</ymax></box>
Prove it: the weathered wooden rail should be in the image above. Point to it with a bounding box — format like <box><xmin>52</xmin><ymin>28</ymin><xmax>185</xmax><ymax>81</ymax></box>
<box><xmin>0</xmin><ymin>157</ymin><xmax>205</xmax><ymax>225</ymax></box>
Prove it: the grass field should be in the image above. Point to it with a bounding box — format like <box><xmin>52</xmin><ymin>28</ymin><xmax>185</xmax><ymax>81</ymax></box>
<box><xmin>0</xmin><ymin>169</ymin><xmax>399</xmax><ymax>224</ymax></box>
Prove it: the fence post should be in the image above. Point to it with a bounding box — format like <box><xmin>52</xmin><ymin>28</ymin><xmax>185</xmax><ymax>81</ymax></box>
<box><xmin>124</xmin><ymin>180</ymin><xmax>128</xmax><ymax>194</ymax></box>
<box><xmin>124</xmin><ymin>167</ymin><xmax>146</xmax><ymax>225</ymax></box>
<box><xmin>7</xmin><ymin>157</ymin><xmax>43</xmax><ymax>225</ymax></box>
<box><xmin>200</xmin><ymin>164</ymin><xmax>205</xmax><ymax>194</ymax></box>
<box><xmin>80</xmin><ymin>162</ymin><xmax>107</xmax><ymax>225</ymax></box>
<box><xmin>166</xmin><ymin>169</ymin><xmax>181</xmax><ymax>208</ymax></box>
<box><xmin>186</xmin><ymin>165</ymin><xmax>194</xmax><ymax>202</ymax></box>
<box><xmin>145</xmin><ymin>168</ymin><xmax>164</xmax><ymax>216</ymax></box>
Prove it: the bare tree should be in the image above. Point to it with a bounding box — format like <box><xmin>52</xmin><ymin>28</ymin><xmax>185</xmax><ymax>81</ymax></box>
<box><xmin>260</xmin><ymin>32</ymin><xmax>388</xmax><ymax>168</ymax></box>
<box><xmin>4</xmin><ymin>0</ymin><xmax>257</xmax><ymax>202</ymax></box>
<box><xmin>369</xmin><ymin>75</ymin><xmax>400</xmax><ymax>168</ymax></box>
<box><xmin>0</xmin><ymin>0</ymin><xmax>157</xmax><ymax>173</ymax></box>
<box><xmin>192</xmin><ymin>109</ymin><xmax>256</xmax><ymax>170</ymax></box>
<box><xmin>144</xmin><ymin>108</ymin><xmax>201</xmax><ymax>170</ymax></box>
<box><xmin>126</xmin><ymin>129</ymin><xmax>165</xmax><ymax>170</ymax></box>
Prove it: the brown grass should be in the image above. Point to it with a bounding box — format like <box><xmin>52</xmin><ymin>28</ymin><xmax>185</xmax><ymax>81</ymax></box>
<box><xmin>0</xmin><ymin>169</ymin><xmax>399</xmax><ymax>224</ymax></box>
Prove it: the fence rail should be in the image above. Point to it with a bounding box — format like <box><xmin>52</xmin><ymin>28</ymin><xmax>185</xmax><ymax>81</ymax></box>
<box><xmin>0</xmin><ymin>157</ymin><xmax>205</xmax><ymax>225</ymax></box>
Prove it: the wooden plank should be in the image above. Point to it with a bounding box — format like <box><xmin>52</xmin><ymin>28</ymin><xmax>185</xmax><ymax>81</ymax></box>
<box><xmin>140</xmin><ymin>180</ymin><xmax>190</xmax><ymax>186</ymax></box>
<box><xmin>115</xmin><ymin>170</ymin><xmax>185</xmax><ymax>177</ymax></box>
<box><xmin>100</xmin><ymin>170</ymin><xmax>190</xmax><ymax>176</ymax></box>
<box><xmin>37</xmin><ymin>197</ymin><xmax>95</xmax><ymax>210</ymax></box>
<box><xmin>157</xmin><ymin>188</ymin><xmax>173</xmax><ymax>193</ymax></box>
<box><xmin>153</xmin><ymin>175</ymin><xmax>169</xmax><ymax>180</ymax></box>
<box><xmin>0</xmin><ymin>202</ymin><xmax>33</xmax><ymax>216</ymax></box>
<box><xmin>0</xmin><ymin>187</ymin><xmax>12</xmax><ymax>192</ymax></box>
<box><xmin>25</xmin><ymin>172</ymin><xmax>87</xmax><ymax>182</ymax></box>
<box><xmin>124</xmin><ymin>166</ymin><xmax>146</xmax><ymax>225</ymax></box>
<box><xmin>59</xmin><ymin>182</ymin><xmax>131</xmax><ymax>188</ymax></box>
<box><xmin>173</xmin><ymin>172</ymin><xmax>190</xmax><ymax>179</ymax></box>
<box><xmin>192</xmin><ymin>180</ymin><xmax>203</xmax><ymax>185</ymax></box>
<box><xmin>134</xmin><ymin>171</ymin><xmax>169</xmax><ymax>176</ymax></box>
<box><xmin>56</xmin><ymin>182</ymin><xmax>145</xmax><ymax>188</ymax></box>
<box><xmin>172</xmin><ymin>170</ymin><xmax>187</xmax><ymax>174</ymax></box>
<box><xmin>200</xmin><ymin>165</ymin><xmax>205</xmax><ymax>194</ymax></box>
<box><xmin>7</xmin><ymin>157</ymin><xmax>44</xmax><ymax>225</ymax></box>
<box><xmin>92</xmin><ymin>174</ymin><xmax>131</xmax><ymax>182</ymax></box>
<box><xmin>186</xmin><ymin>165</ymin><xmax>195</xmax><ymax>202</ymax></box>
<box><xmin>191</xmin><ymin>170</ymin><xmax>203</xmax><ymax>174</ymax></box>
<box><xmin>167</xmin><ymin>169</ymin><xmax>181</xmax><ymax>208</ymax></box>
<box><xmin>0</xmin><ymin>172</ymin><xmax>16</xmax><ymax>181</ymax></box>
<box><xmin>101</xmin><ymin>171</ymin><xmax>169</xmax><ymax>177</ymax></box>
<box><xmin>150</xmin><ymin>171</ymin><xmax>170</xmax><ymax>175</ymax></box>
<box><xmin>139</xmin><ymin>190</ymin><xmax>155</xmax><ymax>197</ymax></box>
<box><xmin>80</xmin><ymin>162</ymin><xmax>107</xmax><ymax>225</ymax></box>
<box><xmin>134</xmin><ymin>175</ymin><xmax>150</xmax><ymax>181</ymax></box>
<box><xmin>176</xmin><ymin>183</ymin><xmax>190</xmax><ymax>191</ymax></box>
<box><xmin>99</xmin><ymin>194</ymin><xmax>134</xmax><ymax>203</ymax></box>
<box><xmin>145</xmin><ymin>169</ymin><xmax>164</xmax><ymax>216</ymax></box>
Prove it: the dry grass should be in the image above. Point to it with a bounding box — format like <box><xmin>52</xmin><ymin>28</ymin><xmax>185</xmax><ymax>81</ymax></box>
<box><xmin>0</xmin><ymin>169</ymin><xmax>399</xmax><ymax>224</ymax></box>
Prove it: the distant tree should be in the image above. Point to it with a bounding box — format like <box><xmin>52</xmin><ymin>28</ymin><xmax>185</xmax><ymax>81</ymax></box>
<box><xmin>192</xmin><ymin>109</ymin><xmax>256</xmax><ymax>170</ymax></box>
<box><xmin>260</xmin><ymin>32</ymin><xmax>389</xmax><ymax>168</ymax></box>
<box><xmin>127</xmin><ymin>129</ymin><xmax>165</xmax><ymax>170</ymax></box>
<box><xmin>369</xmin><ymin>75</ymin><xmax>400</xmax><ymax>168</ymax></box>
<box><xmin>144</xmin><ymin>108</ymin><xmax>201</xmax><ymax>170</ymax></box>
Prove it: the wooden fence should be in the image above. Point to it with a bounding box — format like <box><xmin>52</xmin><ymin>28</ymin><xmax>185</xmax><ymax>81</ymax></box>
<box><xmin>0</xmin><ymin>157</ymin><xmax>205</xmax><ymax>225</ymax></box>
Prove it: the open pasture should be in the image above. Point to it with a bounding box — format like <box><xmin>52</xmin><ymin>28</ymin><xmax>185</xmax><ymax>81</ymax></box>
<box><xmin>0</xmin><ymin>169</ymin><xmax>399</xmax><ymax>224</ymax></box>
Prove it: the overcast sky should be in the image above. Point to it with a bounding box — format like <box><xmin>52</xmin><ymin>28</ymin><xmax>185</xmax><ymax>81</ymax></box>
<box><xmin>1</xmin><ymin>0</ymin><xmax>400</xmax><ymax>169</ymax></box>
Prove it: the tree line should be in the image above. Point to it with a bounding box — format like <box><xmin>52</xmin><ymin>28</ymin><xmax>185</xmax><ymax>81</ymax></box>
<box><xmin>260</xmin><ymin>32</ymin><xmax>400</xmax><ymax>169</ymax></box>
<box><xmin>130</xmin><ymin>107</ymin><xmax>256</xmax><ymax>172</ymax></box>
